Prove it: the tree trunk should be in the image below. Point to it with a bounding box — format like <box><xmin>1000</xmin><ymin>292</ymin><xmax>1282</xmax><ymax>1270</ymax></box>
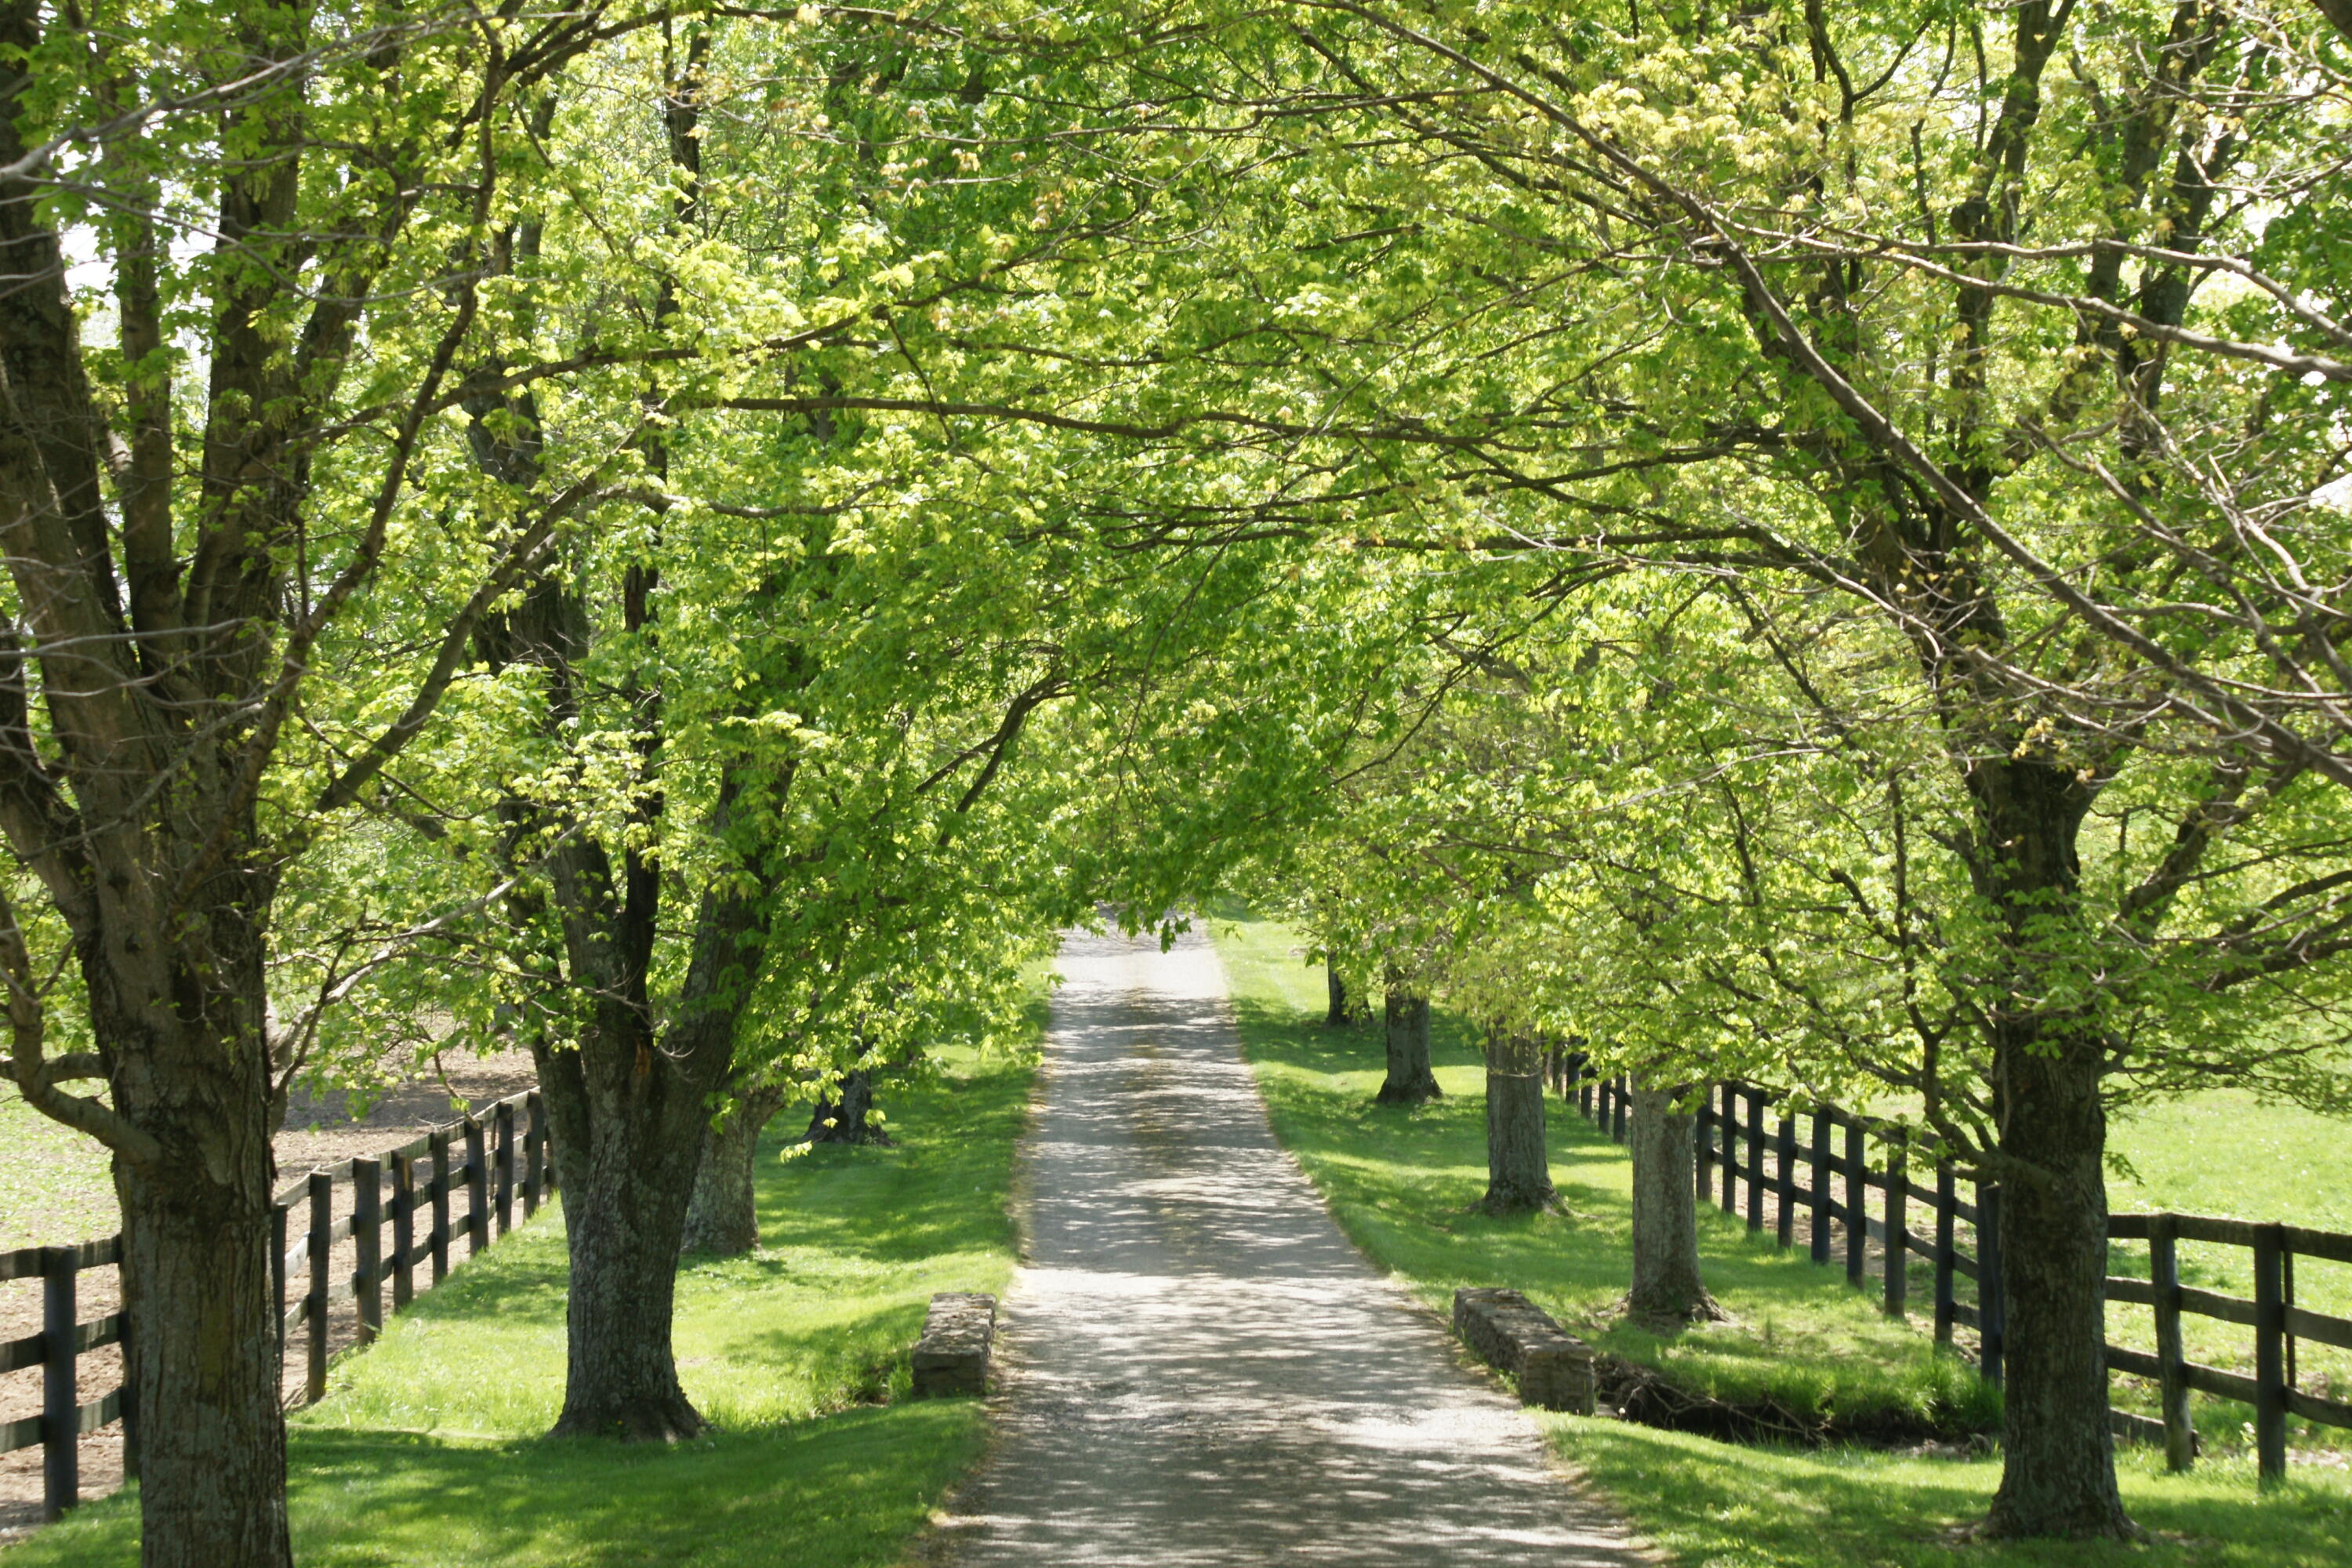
<box><xmin>805</xmin><ymin>1067</ymin><xmax>892</xmax><ymax>1145</ymax></box>
<box><xmin>1625</xmin><ymin>1078</ymin><xmax>1724</xmax><ymax>1329</ymax></box>
<box><xmin>109</xmin><ymin>1029</ymin><xmax>291</xmax><ymax>1568</ymax></box>
<box><xmin>681</xmin><ymin>1085</ymin><xmax>785</xmax><ymax>1256</ymax></box>
<box><xmin>1970</xmin><ymin>759</ymin><xmax>2132</xmax><ymax>1540</ymax></box>
<box><xmin>1324</xmin><ymin>957</ymin><xmax>1348</xmax><ymax>1026</ymax></box>
<box><xmin>539</xmin><ymin>1062</ymin><xmax>706</xmax><ymax>1439</ymax></box>
<box><xmin>1375</xmin><ymin>982</ymin><xmax>1439</xmax><ymax>1105</ymax></box>
<box><xmin>534</xmin><ymin>872</ymin><xmax>764</xmax><ymax>1440</ymax></box>
<box><xmin>1480</xmin><ymin>1027</ymin><xmax>1554</xmax><ymax>1214</ymax></box>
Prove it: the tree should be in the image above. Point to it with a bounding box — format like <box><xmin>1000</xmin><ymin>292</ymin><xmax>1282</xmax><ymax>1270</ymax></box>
<box><xmin>0</xmin><ymin>5</ymin><xmax>691</xmax><ymax>1559</ymax></box>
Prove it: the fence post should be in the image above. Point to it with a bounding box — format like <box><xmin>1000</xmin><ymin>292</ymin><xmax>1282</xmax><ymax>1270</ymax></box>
<box><xmin>271</xmin><ymin>1199</ymin><xmax>289</xmax><ymax>1365</ymax></box>
<box><xmin>1719</xmin><ymin>1084</ymin><xmax>1739</xmax><ymax>1218</ymax></box>
<box><xmin>524</xmin><ymin>1092</ymin><xmax>547</xmax><ymax>1216</ymax></box>
<box><xmin>429</xmin><ymin>1130</ymin><xmax>452</xmax><ymax>1284</ymax></box>
<box><xmin>1695</xmin><ymin>1088</ymin><xmax>1715</xmax><ymax>1205</ymax></box>
<box><xmin>1933</xmin><ymin>1159</ymin><xmax>1956</xmax><ymax>1345</ymax></box>
<box><xmin>1845</xmin><ymin>1120</ymin><xmax>1867</xmax><ymax>1287</ymax></box>
<box><xmin>41</xmin><ymin>1246</ymin><xmax>77</xmax><ymax>1519</ymax></box>
<box><xmin>307</xmin><ymin>1171</ymin><xmax>332</xmax><ymax>1403</ymax></box>
<box><xmin>1882</xmin><ymin>1128</ymin><xmax>1907</xmax><ymax>1319</ymax></box>
<box><xmin>1979</xmin><ymin>1183</ymin><xmax>2005</xmax><ymax>1386</ymax></box>
<box><xmin>1775</xmin><ymin>1114</ymin><xmax>1797</xmax><ymax>1249</ymax></box>
<box><xmin>495</xmin><ymin>1100</ymin><xmax>516</xmax><ymax>1236</ymax></box>
<box><xmin>1810</xmin><ymin>1110</ymin><xmax>1832</xmax><ymax>1265</ymax></box>
<box><xmin>2150</xmin><ymin>1214</ymin><xmax>2194</xmax><ymax>1472</ymax></box>
<box><xmin>466</xmin><ymin>1115</ymin><xmax>489</xmax><ymax>1257</ymax></box>
<box><xmin>353</xmin><ymin>1157</ymin><xmax>383</xmax><ymax>1347</ymax></box>
<box><xmin>1731</xmin><ymin>1086</ymin><xmax>1750</xmax><ymax>1232</ymax></box>
<box><xmin>2253</xmin><ymin>1224</ymin><xmax>2288</xmax><ymax>1486</ymax></box>
<box><xmin>390</xmin><ymin>1151</ymin><xmax>416</xmax><ymax>1311</ymax></box>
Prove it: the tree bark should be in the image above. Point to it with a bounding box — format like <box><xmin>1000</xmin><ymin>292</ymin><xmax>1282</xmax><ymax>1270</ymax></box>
<box><xmin>681</xmin><ymin>1084</ymin><xmax>785</xmax><ymax>1256</ymax></box>
<box><xmin>533</xmin><ymin>864</ymin><xmax>766</xmax><ymax>1440</ymax></box>
<box><xmin>1375</xmin><ymin>981</ymin><xmax>1440</xmax><ymax>1105</ymax></box>
<box><xmin>1324</xmin><ymin>957</ymin><xmax>1348</xmax><ymax>1026</ymax></box>
<box><xmin>1480</xmin><ymin>1027</ymin><xmax>1554</xmax><ymax>1214</ymax></box>
<box><xmin>1974</xmin><ymin>761</ymin><xmax>2132</xmax><ymax>1538</ymax></box>
<box><xmin>107</xmin><ymin>1000</ymin><xmax>291</xmax><ymax>1568</ymax></box>
<box><xmin>1624</xmin><ymin>1078</ymin><xmax>1725</xmax><ymax>1329</ymax></box>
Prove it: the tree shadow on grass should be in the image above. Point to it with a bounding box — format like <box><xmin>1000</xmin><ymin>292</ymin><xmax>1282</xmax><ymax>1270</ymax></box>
<box><xmin>1563</xmin><ymin>1417</ymin><xmax>2352</xmax><ymax>1568</ymax></box>
<box><xmin>8</xmin><ymin>1405</ymin><xmax>986</xmax><ymax>1568</ymax></box>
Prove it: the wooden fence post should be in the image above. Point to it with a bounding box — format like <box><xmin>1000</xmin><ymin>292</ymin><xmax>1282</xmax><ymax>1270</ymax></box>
<box><xmin>2253</xmin><ymin>1223</ymin><xmax>2288</xmax><ymax>1486</ymax></box>
<box><xmin>41</xmin><ymin>1246</ymin><xmax>76</xmax><ymax>1519</ymax></box>
<box><xmin>429</xmin><ymin>1130</ymin><xmax>452</xmax><ymax>1284</ymax></box>
<box><xmin>495</xmin><ymin>1100</ymin><xmax>516</xmax><ymax>1236</ymax></box>
<box><xmin>307</xmin><ymin>1171</ymin><xmax>332</xmax><ymax>1404</ymax></box>
<box><xmin>1745</xmin><ymin>1088</ymin><xmax>1766</xmax><ymax>1234</ymax></box>
<box><xmin>1882</xmin><ymin>1129</ymin><xmax>1907</xmax><ymax>1319</ymax></box>
<box><xmin>466</xmin><ymin>1116</ymin><xmax>489</xmax><ymax>1257</ymax></box>
<box><xmin>524</xmin><ymin>1092</ymin><xmax>546</xmax><ymax>1216</ymax></box>
<box><xmin>390</xmin><ymin>1152</ymin><xmax>416</xmax><ymax>1311</ymax></box>
<box><xmin>2150</xmin><ymin>1214</ymin><xmax>2194</xmax><ymax>1472</ymax></box>
<box><xmin>1809</xmin><ymin>1109</ymin><xmax>1831</xmax><ymax>1265</ymax></box>
<box><xmin>1979</xmin><ymin>1183</ymin><xmax>2004</xmax><ymax>1386</ymax></box>
<box><xmin>1933</xmin><ymin>1159</ymin><xmax>1956</xmax><ymax>1345</ymax></box>
<box><xmin>1695</xmin><ymin>1087</ymin><xmax>1715</xmax><ymax>1205</ymax></box>
<box><xmin>1775</xmin><ymin>1114</ymin><xmax>1797</xmax><ymax>1249</ymax></box>
<box><xmin>1720</xmin><ymin>1084</ymin><xmax>1739</xmax><ymax>1218</ymax></box>
<box><xmin>271</xmin><ymin>1199</ymin><xmax>289</xmax><ymax>1364</ymax></box>
<box><xmin>353</xmin><ymin>1157</ymin><xmax>382</xmax><ymax>1347</ymax></box>
<box><xmin>1845</xmin><ymin>1120</ymin><xmax>1867</xmax><ymax>1287</ymax></box>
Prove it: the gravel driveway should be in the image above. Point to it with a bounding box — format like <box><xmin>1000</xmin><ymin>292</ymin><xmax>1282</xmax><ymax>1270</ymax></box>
<box><xmin>928</xmin><ymin>927</ymin><xmax>1650</xmax><ymax>1566</ymax></box>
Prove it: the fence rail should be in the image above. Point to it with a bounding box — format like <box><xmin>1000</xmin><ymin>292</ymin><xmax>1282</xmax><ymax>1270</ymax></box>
<box><xmin>2</xmin><ymin>1088</ymin><xmax>555</xmax><ymax>1519</ymax></box>
<box><xmin>1552</xmin><ymin>1056</ymin><xmax>2352</xmax><ymax>1484</ymax></box>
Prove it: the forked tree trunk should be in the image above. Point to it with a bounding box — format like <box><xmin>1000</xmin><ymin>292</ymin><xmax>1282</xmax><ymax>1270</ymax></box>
<box><xmin>1970</xmin><ymin>760</ymin><xmax>2132</xmax><ymax>1540</ymax></box>
<box><xmin>1625</xmin><ymin>1078</ymin><xmax>1724</xmax><ymax>1329</ymax></box>
<box><xmin>1324</xmin><ymin>958</ymin><xmax>1349</xmax><ymax>1026</ymax></box>
<box><xmin>537</xmin><ymin>1065</ymin><xmax>706</xmax><ymax>1439</ymax></box>
<box><xmin>681</xmin><ymin>1084</ymin><xmax>786</xmax><ymax>1256</ymax></box>
<box><xmin>1375</xmin><ymin>982</ymin><xmax>1440</xmax><ymax>1105</ymax></box>
<box><xmin>1480</xmin><ymin>1028</ymin><xmax>1554</xmax><ymax>1214</ymax></box>
<box><xmin>533</xmin><ymin>874</ymin><xmax>764</xmax><ymax>1440</ymax></box>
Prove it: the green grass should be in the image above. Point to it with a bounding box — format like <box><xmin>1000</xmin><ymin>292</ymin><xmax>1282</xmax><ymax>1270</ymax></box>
<box><xmin>2104</xmin><ymin>1094</ymin><xmax>2352</xmax><ymax>1433</ymax></box>
<box><xmin>0</xmin><ymin>1087</ymin><xmax>118</xmax><ymax>1250</ymax></box>
<box><xmin>1214</xmin><ymin>917</ymin><xmax>1991</xmax><ymax>1432</ymax></box>
<box><xmin>1211</xmin><ymin>914</ymin><xmax>2352</xmax><ymax>1568</ymax></box>
<box><xmin>7</xmin><ymin>1026</ymin><xmax>1041</xmax><ymax>1568</ymax></box>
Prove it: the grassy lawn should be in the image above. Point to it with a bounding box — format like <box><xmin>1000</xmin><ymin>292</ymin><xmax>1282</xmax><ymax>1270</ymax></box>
<box><xmin>1211</xmin><ymin>914</ymin><xmax>2352</xmax><ymax>1568</ymax></box>
<box><xmin>6</xmin><ymin>1025</ymin><xmax>1040</xmax><ymax>1568</ymax></box>
<box><xmin>0</xmin><ymin>1088</ymin><xmax>117</xmax><ymax>1251</ymax></box>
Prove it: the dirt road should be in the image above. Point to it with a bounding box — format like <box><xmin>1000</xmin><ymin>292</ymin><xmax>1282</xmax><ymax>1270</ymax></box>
<box><xmin>930</xmin><ymin>928</ymin><xmax>1648</xmax><ymax>1566</ymax></box>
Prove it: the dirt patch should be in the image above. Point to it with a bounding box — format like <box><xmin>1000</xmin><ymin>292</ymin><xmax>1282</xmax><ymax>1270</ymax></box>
<box><xmin>0</xmin><ymin>1049</ymin><xmax>539</xmax><ymax>1539</ymax></box>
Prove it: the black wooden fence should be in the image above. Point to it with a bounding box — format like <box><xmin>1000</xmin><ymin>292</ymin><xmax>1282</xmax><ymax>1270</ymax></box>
<box><xmin>2</xmin><ymin>1087</ymin><xmax>554</xmax><ymax>1519</ymax></box>
<box><xmin>1554</xmin><ymin>1057</ymin><xmax>2352</xmax><ymax>1483</ymax></box>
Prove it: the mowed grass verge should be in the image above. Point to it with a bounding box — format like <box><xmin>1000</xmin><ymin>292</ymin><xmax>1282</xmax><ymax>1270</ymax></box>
<box><xmin>6</xmin><ymin>1026</ymin><xmax>1040</xmax><ymax>1568</ymax></box>
<box><xmin>1212</xmin><ymin>916</ymin><xmax>2352</xmax><ymax>1568</ymax></box>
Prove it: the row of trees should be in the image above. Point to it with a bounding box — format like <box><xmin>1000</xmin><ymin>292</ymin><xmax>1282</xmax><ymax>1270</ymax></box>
<box><xmin>7</xmin><ymin>1</ymin><xmax>2351</xmax><ymax>1561</ymax></box>
<box><xmin>0</xmin><ymin>5</ymin><xmax>1411</xmax><ymax>1564</ymax></box>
